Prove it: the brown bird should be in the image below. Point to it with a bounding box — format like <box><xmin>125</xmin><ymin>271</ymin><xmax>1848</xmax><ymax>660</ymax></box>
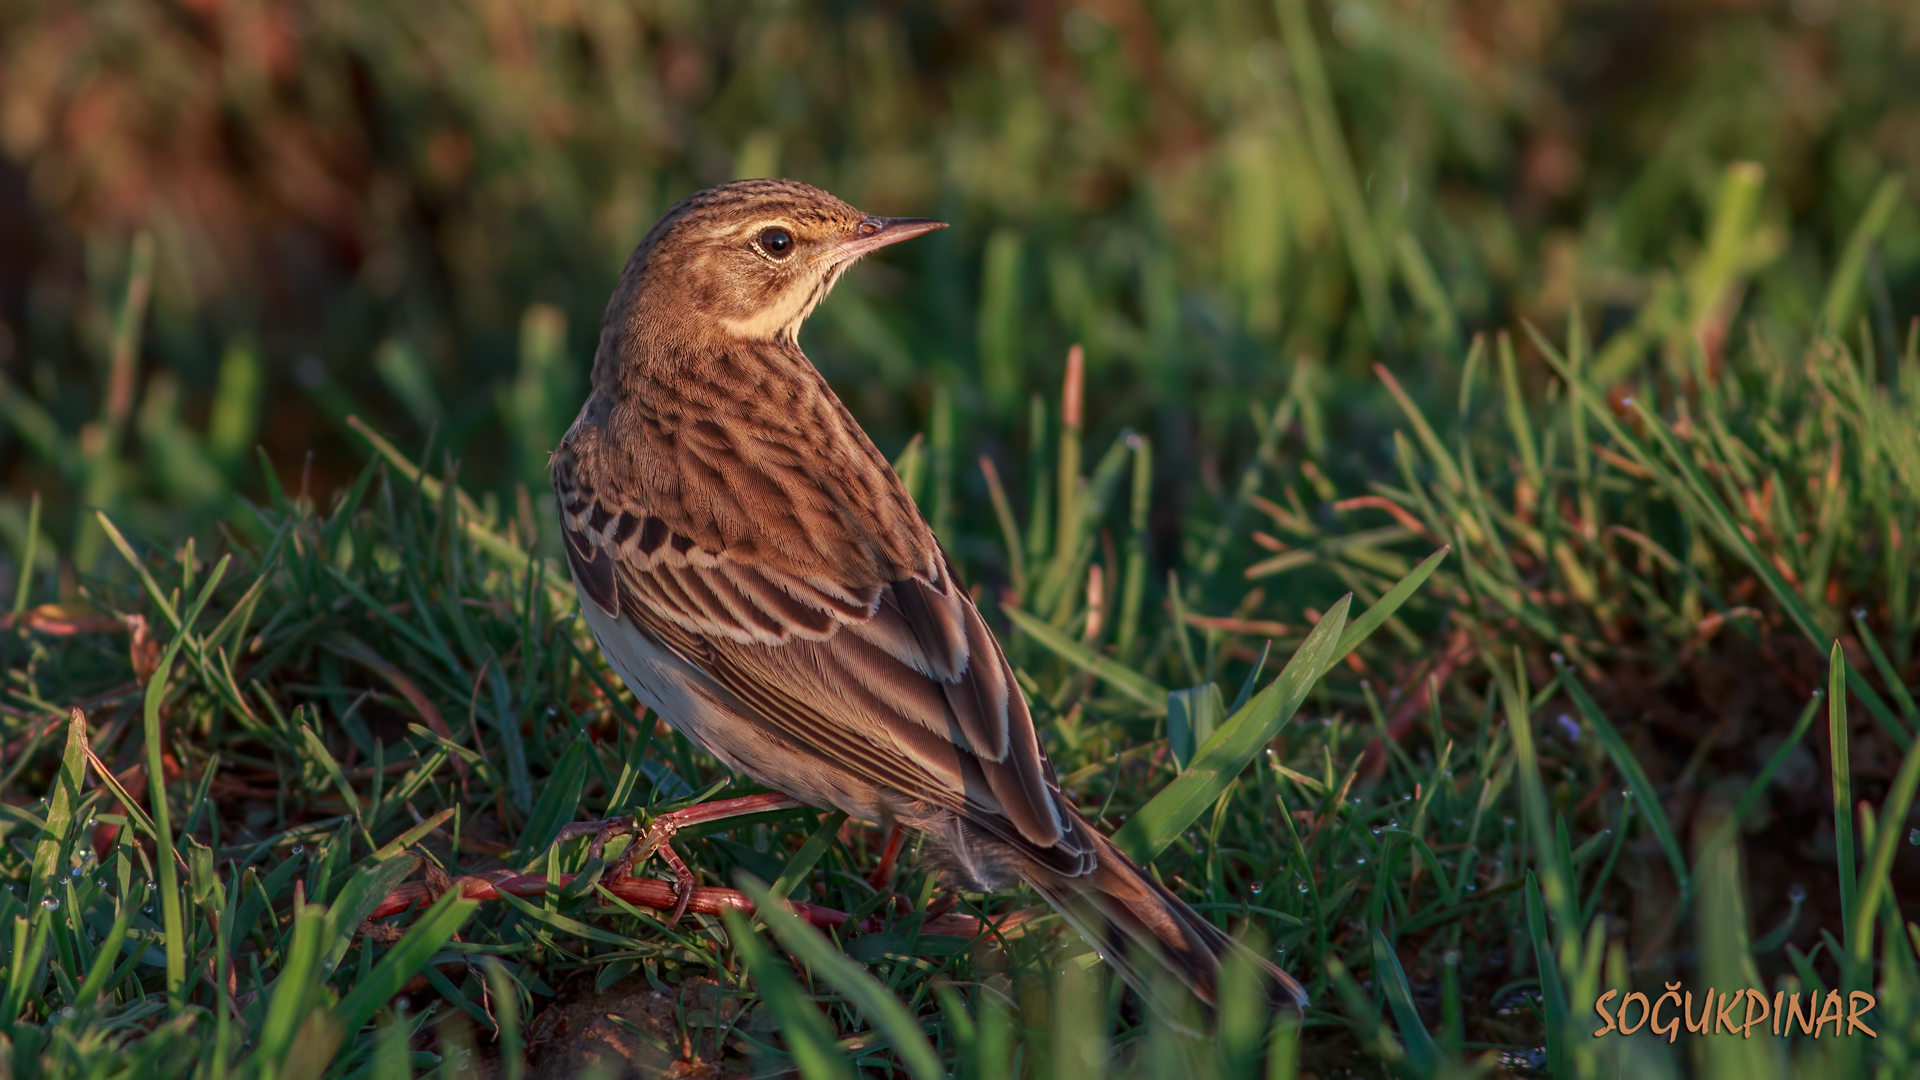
<box><xmin>552</xmin><ymin>178</ymin><xmax>1305</xmax><ymax>1009</ymax></box>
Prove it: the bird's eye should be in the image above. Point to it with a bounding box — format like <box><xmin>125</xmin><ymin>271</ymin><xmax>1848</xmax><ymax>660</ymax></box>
<box><xmin>758</xmin><ymin>227</ymin><xmax>794</xmax><ymax>258</ymax></box>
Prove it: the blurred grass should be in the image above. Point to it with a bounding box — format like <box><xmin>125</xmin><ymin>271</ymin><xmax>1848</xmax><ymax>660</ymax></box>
<box><xmin>0</xmin><ymin>0</ymin><xmax>1918</xmax><ymax>1077</ymax></box>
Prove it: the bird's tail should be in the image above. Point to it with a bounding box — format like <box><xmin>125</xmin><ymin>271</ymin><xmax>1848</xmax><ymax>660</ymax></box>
<box><xmin>1020</xmin><ymin>818</ymin><xmax>1307</xmax><ymax>1011</ymax></box>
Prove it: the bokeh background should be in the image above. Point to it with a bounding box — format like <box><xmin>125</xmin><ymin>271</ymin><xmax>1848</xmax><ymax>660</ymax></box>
<box><xmin>0</xmin><ymin>0</ymin><xmax>1917</xmax><ymax>581</ymax></box>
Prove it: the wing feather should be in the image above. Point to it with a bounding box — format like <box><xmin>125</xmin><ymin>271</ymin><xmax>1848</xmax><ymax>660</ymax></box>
<box><xmin>552</xmin><ymin>367</ymin><xmax>1091</xmax><ymax>875</ymax></box>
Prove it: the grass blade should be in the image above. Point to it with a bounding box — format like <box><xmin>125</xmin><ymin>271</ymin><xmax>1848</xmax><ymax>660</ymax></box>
<box><xmin>1555</xmin><ymin>657</ymin><xmax>1690</xmax><ymax>900</ymax></box>
<box><xmin>1371</xmin><ymin>925</ymin><xmax>1442</xmax><ymax>1075</ymax></box>
<box><xmin>1830</xmin><ymin>642</ymin><xmax>1857</xmax><ymax>957</ymax></box>
<box><xmin>1001</xmin><ymin>602</ymin><xmax>1168</xmax><ymax>711</ymax></box>
<box><xmin>1523</xmin><ymin>871</ymin><xmax>1571</xmax><ymax>1079</ymax></box>
<box><xmin>1852</xmin><ymin>680</ymin><xmax>1920</xmax><ymax>964</ymax></box>
<box><xmin>771</xmin><ymin>811</ymin><xmax>848</xmax><ymax>900</ymax></box>
<box><xmin>1114</xmin><ymin>595</ymin><xmax>1349</xmax><ymax>863</ymax></box>
<box><xmin>723</xmin><ymin>906</ymin><xmax>856</xmax><ymax>1080</ymax></box>
<box><xmin>331</xmin><ymin>891</ymin><xmax>477</xmax><ymax>1039</ymax></box>
<box><xmin>737</xmin><ymin>874</ymin><xmax>943</xmax><ymax>1080</ymax></box>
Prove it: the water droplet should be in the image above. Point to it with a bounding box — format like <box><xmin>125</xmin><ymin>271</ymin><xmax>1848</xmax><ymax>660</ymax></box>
<box><xmin>1297</xmin><ymin>882</ymin><xmax>1309</xmax><ymax>894</ymax></box>
<box><xmin>1787</xmin><ymin>883</ymin><xmax>1806</xmax><ymax>903</ymax></box>
<box><xmin>145</xmin><ymin>882</ymin><xmax>155</xmax><ymax>891</ymax></box>
<box><xmin>1621</xmin><ymin>790</ymin><xmax>1632</xmax><ymax>799</ymax></box>
<box><xmin>1852</xmin><ymin>606</ymin><xmax>1868</xmax><ymax>621</ymax></box>
<box><xmin>96</xmin><ymin>877</ymin><xmax>107</xmax><ymax>888</ymax></box>
<box><xmin>1443</xmin><ymin>949</ymin><xmax>1460</xmax><ymax>965</ymax></box>
<box><xmin>55</xmin><ymin>875</ymin><xmax>67</xmax><ymax>886</ymax></box>
<box><xmin>1250</xmin><ymin>882</ymin><xmax>1264</xmax><ymax>895</ymax></box>
<box><xmin>1550</xmin><ymin>652</ymin><xmax>1565</xmax><ymax>665</ymax></box>
<box><xmin>41</xmin><ymin>897</ymin><xmax>58</xmax><ymax>911</ymax></box>
<box><xmin>1813</xmin><ymin>689</ymin><xmax>1825</xmax><ymax>700</ymax></box>
<box><xmin>1621</xmin><ymin>396</ymin><xmax>1635</xmax><ymax>406</ymax></box>
<box><xmin>1909</xmin><ymin>828</ymin><xmax>1919</xmax><ymax>846</ymax></box>
<box><xmin>291</xmin><ymin>844</ymin><xmax>304</xmax><ymax>855</ymax></box>
<box><xmin>1355</xmin><ymin>856</ymin><xmax>1367</xmax><ymax>865</ymax></box>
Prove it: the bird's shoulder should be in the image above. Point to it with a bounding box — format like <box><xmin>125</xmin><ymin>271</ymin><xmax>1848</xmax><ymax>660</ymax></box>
<box><xmin>551</xmin><ymin>344</ymin><xmax>941</xmax><ymax>630</ymax></box>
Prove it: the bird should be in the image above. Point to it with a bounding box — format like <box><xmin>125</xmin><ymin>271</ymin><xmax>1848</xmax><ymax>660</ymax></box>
<box><xmin>551</xmin><ymin>177</ymin><xmax>1306</xmax><ymax>1010</ymax></box>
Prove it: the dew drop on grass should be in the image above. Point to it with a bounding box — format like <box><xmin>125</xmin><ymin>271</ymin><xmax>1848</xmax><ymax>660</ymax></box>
<box><xmin>1909</xmin><ymin>828</ymin><xmax>1919</xmax><ymax>846</ymax></box>
<box><xmin>1297</xmin><ymin>882</ymin><xmax>1309</xmax><ymax>894</ymax></box>
<box><xmin>1250</xmin><ymin>881</ymin><xmax>1263</xmax><ymax>895</ymax></box>
<box><xmin>41</xmin><ymin>897</ymin><xmax>58</xmax><ymax>911</ymax></box>
<box><xmin>1443</xmin><ymin>949</ymin><xmax>1460</xmax><ymax>966</ymax></box>
<box><xmin>1852</xmin><ymin>606</ymin><xmax>1868</xmax><ymax>620</ymax></box>
<box><xmin>1787</xmin><ymin>883</ymin><xmax>1806</xmax><ymax>903</ymax></box>
<box><xmin>291</xmin><ymin>844</ymin><xmax>304</xmax><ymax>855</ymax></box>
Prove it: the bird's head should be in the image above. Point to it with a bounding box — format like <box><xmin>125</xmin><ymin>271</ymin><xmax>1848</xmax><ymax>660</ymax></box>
<box><xmin>599</xmin><ymin>179</ymin><xmax>944</xmax><ymax>373</ymax></box>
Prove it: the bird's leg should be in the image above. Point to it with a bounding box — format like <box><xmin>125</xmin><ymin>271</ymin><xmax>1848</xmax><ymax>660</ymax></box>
<box><xmin>626</xmin><ymin>793</ymin><xmax>807</xmax><ymax>925</ymax></box>
<box><xmin>868</xmin><ymin>822</ymin><xmax>905</xmax><ymax>891</ymax></box>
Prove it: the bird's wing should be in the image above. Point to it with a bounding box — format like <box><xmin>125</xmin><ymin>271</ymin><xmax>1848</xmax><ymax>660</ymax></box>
<box><xmin>553</xmin><ymin>405</ymin><xmax>1091</xmax><ymax>874</ymax></box>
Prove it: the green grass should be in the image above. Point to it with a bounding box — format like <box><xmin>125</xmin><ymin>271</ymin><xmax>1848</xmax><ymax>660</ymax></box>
<box><xmin>5</xmin><ymin>239</ymin><xmax>1920</xmax><ymax>1073</ymax></box>
<box><xmin>2</xmin><ymin>1</ymin><xmax>1920</xmax><ymax>1076</ymax></box>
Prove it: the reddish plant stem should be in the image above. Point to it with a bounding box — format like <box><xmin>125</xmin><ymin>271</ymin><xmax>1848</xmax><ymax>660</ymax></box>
<box><xmin>366</xmin><ymin>868</ymin><xmax>986</xmax><ymax>938</ymax></box>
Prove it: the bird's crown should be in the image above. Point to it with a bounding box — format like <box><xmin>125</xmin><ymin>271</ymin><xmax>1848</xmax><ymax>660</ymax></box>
<box><xmin>592</xmin><ymin>179</ymin><xmax>943</xmax><ymax>383</ymax></box>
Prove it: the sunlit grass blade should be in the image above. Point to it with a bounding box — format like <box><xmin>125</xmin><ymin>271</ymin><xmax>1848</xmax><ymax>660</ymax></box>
<box><xmin>1114</xmin><ymin>595</ymin><xmax>1347</xmax><ymax>863</ymax></box>
<box><xmin>1002</xmin><ymin>602</ymin><xmax>1168</xmax><ymax>711</ymax></box>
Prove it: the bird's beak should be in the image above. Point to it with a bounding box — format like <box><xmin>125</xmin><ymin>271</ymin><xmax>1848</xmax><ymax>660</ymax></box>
<box><xmin>829</xmin><ymin>217</ymin><xmax>947</xmax><ymax>263</ymax></box>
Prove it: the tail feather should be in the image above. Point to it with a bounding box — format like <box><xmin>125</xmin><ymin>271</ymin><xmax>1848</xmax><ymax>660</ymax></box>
<box><xmin>1022</xmin><ymin>823</ymin><xmax>1308</xmax><ymax>1011</ymax></box>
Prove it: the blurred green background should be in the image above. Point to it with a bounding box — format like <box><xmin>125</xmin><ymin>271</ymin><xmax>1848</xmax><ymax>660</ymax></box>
<box><xmin>0</xmin><ymin>0</ymin><xmax>1916</xmax><ymax>582</ymax></box>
